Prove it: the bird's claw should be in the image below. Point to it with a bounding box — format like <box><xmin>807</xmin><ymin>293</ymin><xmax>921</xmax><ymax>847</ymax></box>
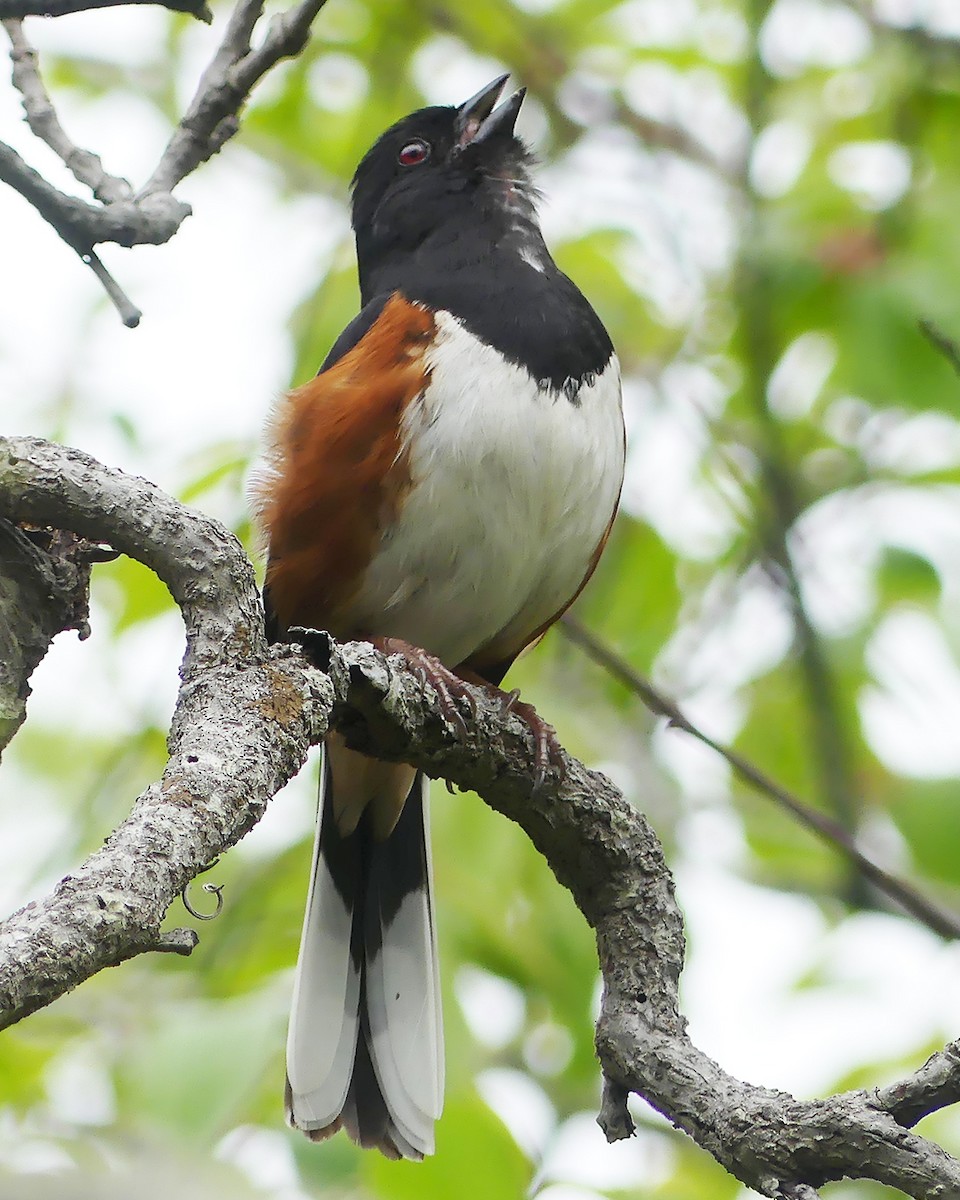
<box><xmin>499</xmin><ymin>691</ymin><xmax>565</xmax><ymax>792</ymax></box>
<box><xmin>376</xmin><ymin>637</ymin><xmax>476</xmax><ymax>740</ymax></box>
<box><xmin>374</xmin><ymin>639</ymin><xmax>564</xmax><ymax>792</ymax></box>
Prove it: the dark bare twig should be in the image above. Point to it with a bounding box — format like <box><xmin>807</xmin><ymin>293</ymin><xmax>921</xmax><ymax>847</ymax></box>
<box><xmin>560</xmin><ymin>614</ymin><xmax>960</xmax><ymax>941</ymax></box>
<box><xmin>739</xmin><ymin>282</ymin><xmax>862</xmax><ymax>844</ymax></box>
<box><xmin>919</xmin><ymin>318</ymin><xmax>960</xmax><ymax>379</ymax></box>
<box><xmin>738</xmin><ymin>5</ymin><xmax>865</xmax><ymax>906</ymax></box>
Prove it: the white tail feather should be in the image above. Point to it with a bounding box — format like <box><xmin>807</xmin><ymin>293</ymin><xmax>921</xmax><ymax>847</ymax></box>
<box><xmin>286</xmin><ymin>765</ymin><xmax>360</xmax><ymax>1128</ymax></box>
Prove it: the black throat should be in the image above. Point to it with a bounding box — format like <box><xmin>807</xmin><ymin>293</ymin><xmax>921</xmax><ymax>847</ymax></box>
<box><xmin>357</xmin><ymin>208</ymin><xmax>614</xmax><ymax>395</ymax></box>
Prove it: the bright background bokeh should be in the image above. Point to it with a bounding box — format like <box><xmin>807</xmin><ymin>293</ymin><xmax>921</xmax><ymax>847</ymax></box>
<box><xmin>3</xmin><ymin>1</ymin><xmax>960</xmax><ymax>1196</ymax></box>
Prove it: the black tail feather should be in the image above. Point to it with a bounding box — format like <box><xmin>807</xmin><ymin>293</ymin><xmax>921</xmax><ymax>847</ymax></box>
<box><xmin>286</xmin><ymin>754</ymin><xmax>442</xmax><ymax>1158</ymax></box>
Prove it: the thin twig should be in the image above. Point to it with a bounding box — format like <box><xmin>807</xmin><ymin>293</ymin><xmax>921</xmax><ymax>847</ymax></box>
<box><xmin>4</xmin><ymin>18</ymin><xmax>143</xmax><ymax>324</ymax></box>
<box><xmin>4</xmin><ymin>19</ymin><xmax>132</xmax><ymax>203</ymax></box>
<box><xmin>142</xmin><ymin>0</ymin><xmax>331</xmax><ymax>196</ymax></box>
<box><xmin>739</xmin><ymin>286</ymin><xmax>862</xmax><ymax>840</ymax></box>
<box><xmin>0</xmin><ymin>140</ymin><xmax>153</xmax><ymax>324</ymax></box>
<box><xmin>0</xmin><ymin>0</ymin><xmax>210</xmax><ymax>19</ymax></box>
<box><xmin>83</xmin><ymin>249</ymin><xmax>142</xmax><ymax>327</ymax></box>
<box><xmin>560</xmin><ymin>614</ymin><xmax>960</xmax><ymax>941</ymax></box>
<box><xmin>2</xmin><ymin>0</ymin><xmax>327</xmax><ymax>320</ymax></box>
<box><xmin>919</xmin><ymin>318</ymin><xmax>960</xmax><ymax>380</ymax></box>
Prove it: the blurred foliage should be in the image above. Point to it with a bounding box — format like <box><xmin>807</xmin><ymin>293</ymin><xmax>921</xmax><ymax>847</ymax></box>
<box><xmin>4</xmin><ymin>0</ymin><xmax>960</xmax><ymax>1197</ymax></box>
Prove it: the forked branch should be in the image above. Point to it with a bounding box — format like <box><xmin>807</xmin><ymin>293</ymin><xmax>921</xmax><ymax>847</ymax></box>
<box><xmin>1</xmin><ymin>0</ymin><xmax>329</xmax><ymax>322</ymax></box>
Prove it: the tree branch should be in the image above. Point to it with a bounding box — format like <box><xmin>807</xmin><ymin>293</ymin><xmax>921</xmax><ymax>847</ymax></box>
<box><xmin>0</xmin><ymin>435</ymin><xmax>329</xmax><ymax>1021</ymax></box>
<box><xmin>738</xmin><ymin>7</ymin><xmax>866</xmax><ymax>904</ymax></box>
<box><xmin>0</xmin><ymin>136</ymin><xmax>182</xmax><ymax>325</ymax></box>
<box><xmin>0</xmin><ymin>520</ymin><xmax>95</xmax><ymax>754</ymax></box>
<box><xmin>1</xmin><ymin>435</ymin><xmax>960</xmax><ymax>1196</ymax></box>
<box><xmin>4</xmin><ymin>19</ymin><xmax>134</xmax><ymax>203</ymax></box>
<box><xmin>141</xmin><ymin>0</ymin><xmax>331</xmax><ymax>196</ymax></box>
<box><xmin>0</xmin><ymin>111</ymin><xmax>189</xmax><ymax>251</ymax></box>
<box><xmin>2</xmin><ymin>0</ymin><xmax>329</xmax><ymax>320</ymax></box>
<box><xmin>742</xmin><ymin>334</ymin><xmax>861</xmax><ymax>841</ymax></box>
<box><xmin>879</xmin><ymin>1041</ymin><xmax>960</xmax><ymax>1129</ymax></box>
<box><xmin>0</xmin><ymin>0</ymin><xmax>210</xmax><ymax>19</ymax></box>
<box><xmin>919</xmin><ymin>318</ymin><xmax>960</xmax><ymax>380</ymax></box>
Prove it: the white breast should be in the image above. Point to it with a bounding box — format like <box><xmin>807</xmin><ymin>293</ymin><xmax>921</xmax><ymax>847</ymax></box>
<box><xmin>349</xmin><ymin>311</ymin><xmax>624</xmax><ymax>668</ymax></box>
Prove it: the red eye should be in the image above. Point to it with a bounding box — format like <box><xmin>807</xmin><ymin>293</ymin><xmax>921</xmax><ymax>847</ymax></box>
<box><xmin>398</xmin><ymin>139</ymin><xmax>430</xmax><ymax>166</ymax></box>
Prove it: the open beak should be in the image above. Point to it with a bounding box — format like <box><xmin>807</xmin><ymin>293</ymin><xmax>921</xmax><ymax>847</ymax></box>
<box><xmin>454</xmin><ymin>75</ymin><xmax>525</xmax><ymax>148</ymax></box>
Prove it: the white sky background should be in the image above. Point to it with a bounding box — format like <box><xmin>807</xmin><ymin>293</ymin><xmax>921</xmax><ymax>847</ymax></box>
<box><xmin>3</xmin><ymin>1</ymin><xmax>960</xmax><ymax>1195</ymax></box>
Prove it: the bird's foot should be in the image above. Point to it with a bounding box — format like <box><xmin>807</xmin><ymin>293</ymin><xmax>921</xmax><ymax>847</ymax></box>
<box><xmin>497</xmin><ymin>688</ymin><xmax>565</xmax><ymax>792</ymax></box>
<box><xmin>375</xmin><ymin>637</ymin><xmax>477</xmax><ymax>739</ymax></box>
<box><xmin>374</xmin><ymin>639</ymin><xmax>565</xmax><ymax>792</ymax></box>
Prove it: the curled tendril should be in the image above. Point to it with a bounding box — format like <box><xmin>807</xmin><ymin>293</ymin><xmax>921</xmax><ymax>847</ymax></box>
<box><xmin>181</xmin><ymin>880</ymin><xmax>224</xmax><ymax>921</ymax></box>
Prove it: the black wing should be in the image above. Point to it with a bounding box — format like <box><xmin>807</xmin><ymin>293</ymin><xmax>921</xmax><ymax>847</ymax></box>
<box><xmin>317</xmin><ymin>293</ymin><xmax>393</xmax><ymax>374</ymax></box>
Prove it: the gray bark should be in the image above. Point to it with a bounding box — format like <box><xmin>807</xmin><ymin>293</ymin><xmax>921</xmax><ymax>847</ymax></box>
<box><xmin>0</xmin><ymin>520</ymin><xmax>92</xmax><ymax>754</ymax></box>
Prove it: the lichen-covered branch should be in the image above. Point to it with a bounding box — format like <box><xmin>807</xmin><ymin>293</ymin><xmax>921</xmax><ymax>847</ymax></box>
<box><xmin>879</xmin><ymin>1041</ymin><xmax>960</xmax><ymax>1129</ymax></box>
<box><xmin>1</xmin><ymin>435</ymin><xmax>959</xmax><ymax>1197</ymax></box>
<box><xmin>0</xmin><ymin>436</ymin><xmax>263</xmax><ymax>672</ymax></box>
<box><xmin>0</xmin><ymin>436</ymin><xmax>331</xmax><ymax>1022</ymax></box>
<box><xmin>0</xmin><ymin>638</ymin><xmax>329</xmax><ymax>1024</ymax></box>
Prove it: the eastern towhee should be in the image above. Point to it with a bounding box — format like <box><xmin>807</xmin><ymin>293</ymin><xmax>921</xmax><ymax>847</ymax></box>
<box><xmin>253</xmin><ymin>76</ymin><xmax>624</xmax><ymax>1160</ymax></box>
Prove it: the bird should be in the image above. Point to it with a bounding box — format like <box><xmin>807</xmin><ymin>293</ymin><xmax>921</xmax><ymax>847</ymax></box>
<box><xmin>252</xmin><ymin>75</ymin><xmax>625</xmax><ymax>1161</ymax></box>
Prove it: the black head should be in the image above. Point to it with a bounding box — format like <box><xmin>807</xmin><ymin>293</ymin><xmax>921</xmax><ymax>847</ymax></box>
<box><xmin>351</xmin><ymin>77</ymin><xmax>539</xmax><ymax>291</ymax></box>
<box><xmin>343</xmin><ymin>78</ymin><xmax>614</xmax><ymax>391</ymax></box>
